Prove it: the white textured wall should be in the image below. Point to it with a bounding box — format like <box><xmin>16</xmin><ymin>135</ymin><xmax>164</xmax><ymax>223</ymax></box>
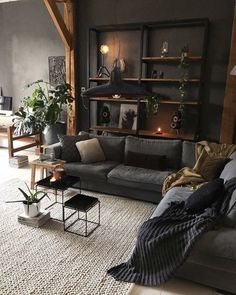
<box><xmin>0</xmin><ymin>0</ymin><xmax>64</xmax><ymax>111</ymax></box>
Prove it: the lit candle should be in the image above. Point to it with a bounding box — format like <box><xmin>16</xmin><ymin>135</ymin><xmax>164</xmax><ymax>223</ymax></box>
<box><xmin>157</xmin><ymin>127</ymin><xmax>162</xmax><ymax>134</ymax></box>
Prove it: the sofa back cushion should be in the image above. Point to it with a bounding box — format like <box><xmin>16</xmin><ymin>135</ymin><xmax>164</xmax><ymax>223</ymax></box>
<box><xmin>75</xmin><ymin>138</ymin><xmax>106</xmax><ymax>164</ymax></box>
<box><xmin>181</xmin><ymin>141</ymin><xmax>196</xmax><ymax>168</ymax></box>
<box><xmin>79</xmin><ymin>131</ymin><xmax>125</xmax><ymax>162</ymax></box>
<box><xmin>124</xmin><ymin>136</ymin><xmax>182</xmax><ymax>169</ymax></box>
<box><xmin>58</xmin><ymin>134</ymin><xmax>89</xmax><ymax>162</ymax></box>
<box><xmin>125</xmin><ymin>151</ymin><xmax>167</xmax><ymax>170</ymax></box>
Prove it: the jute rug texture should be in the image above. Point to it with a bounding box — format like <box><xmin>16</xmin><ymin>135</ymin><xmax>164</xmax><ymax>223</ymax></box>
<box><xmin>0</xmin><ymin>179</ymin><xmax>155</xmax><ymax>295</ymax></box>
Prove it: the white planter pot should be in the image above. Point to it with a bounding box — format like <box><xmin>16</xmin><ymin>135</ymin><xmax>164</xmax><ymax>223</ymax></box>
<box><xmin>23</xmin><ymin>202</ymin><xmax>40</xmax><ymax>218</ymax></box>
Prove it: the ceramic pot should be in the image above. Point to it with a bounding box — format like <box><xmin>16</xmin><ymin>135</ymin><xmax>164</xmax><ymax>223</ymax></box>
<box><xmin>23</xmin><ymin>201</ymin><xmax>40</xmax><ymax>218</ymax></box>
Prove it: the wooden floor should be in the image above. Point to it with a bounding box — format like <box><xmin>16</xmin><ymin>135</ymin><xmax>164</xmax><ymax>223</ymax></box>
<box><xmin>0</xmin><ymin>147</ymin><xmax>224</xmax><ymax>295</ymax></box>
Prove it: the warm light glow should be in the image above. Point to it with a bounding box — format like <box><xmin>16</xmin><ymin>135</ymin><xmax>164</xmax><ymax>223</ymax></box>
<box><xmin>100</xmin><ymin>44</ymin><xmax>109</xmax><ymax>55</ymax></box>
<box><xmin>50</xmin><ymin>177</ymin><xmax>57</xmax><ymax>183</ymax></box>
<box><xmin>157</xmin><ymin>127</ymin><xmax>162</xmax><ymax>134</ymax></box>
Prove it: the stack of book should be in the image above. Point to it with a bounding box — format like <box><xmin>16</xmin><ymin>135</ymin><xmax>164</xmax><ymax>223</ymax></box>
<box><xmin>9</xmin><ymin>155</ymin><xmax>28</xmax><ymax>168</ymax></box>
<box><xmin>18</xmin><ymin>211</ymin><xmax>50</xmax><ymax>227</ymax></box>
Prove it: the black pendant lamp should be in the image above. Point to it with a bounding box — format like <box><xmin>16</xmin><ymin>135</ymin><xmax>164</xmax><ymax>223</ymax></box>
<box><xmin>82</xmin><ymin>66</ymin><xmax>149</xmax><ymax>98</ymax></box>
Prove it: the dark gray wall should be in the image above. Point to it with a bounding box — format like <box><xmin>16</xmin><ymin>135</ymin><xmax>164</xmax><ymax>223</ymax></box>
<box><xmin>0</xmin><ymin>0</ymin><xmax>64</xmax><ymax>111</ymax></box>
<box><xmin>77</xmin><ymin>0</ymin><xmax>235</xmax><ymax>141</ymax></box>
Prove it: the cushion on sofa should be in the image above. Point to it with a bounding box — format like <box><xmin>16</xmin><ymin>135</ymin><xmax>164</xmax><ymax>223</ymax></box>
<box><xmin>197</xmin><ymin>156</ymin><xmax>229</xmax><ymax>181</ymax></box>
<box><xmin>220</xmin><ymin>159</ymin><xmax>236</xmax><ymax>183</ymax></box>
<box><xmin>181</xmin><ymin>141</ymin><xmax>196</xmax><ymax>168</ymax></box>
<box><xmin>76</xmin><ymin>138</ymin><xmax>106</xmax><ymax>164</ymax></box>
<box><xmin>79</xmin><ymin>131</ymin><xmax>125</xmax><ymax>162</ymax></box>
<box><xmin>152</xmin><ymin>186</ymin><xmax>193</xmax><ymax>218</ymax></box>
<box><xmin>58</xmin><ymin>134</ymin><xmax>89</xmax><ymax>162</ymax></box>
<box><xmin>124</xmin><ymin>136</ymin><xmax>182</xmax><ymax>169</ymax></box>
<box><xmin>223</xmin><ymin>189</ymin><xmax>236</xmax><ymax>227</ymax></box>
<box><xmin>64</xmin><ymin>161</ymin><xmax>118</xmax><ymax>181</ymax></box>
<box><xmin>107</xmin><ymin>164</ymin><xmax>171</xmax><ymax>192</ymax></box>
<box><xmin>185</xmin><ymin>178</ymin><xmax>225</xmax><ymax>214</ymax></box>
<box><xmin>125</xmin><ymin>151</ymin><xmax>167</xmax><ymax>170</ymax></box>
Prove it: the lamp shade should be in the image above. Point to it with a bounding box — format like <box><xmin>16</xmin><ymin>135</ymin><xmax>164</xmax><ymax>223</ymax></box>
<box><xmin>230</xmin><ymin>65</ymin><xmax>236</xmax><ymax>76</ymax></box>
<box><xmin>82</xmin><ymin>67</ymin><xmax>149</xmax><ymax>98</ymax></box>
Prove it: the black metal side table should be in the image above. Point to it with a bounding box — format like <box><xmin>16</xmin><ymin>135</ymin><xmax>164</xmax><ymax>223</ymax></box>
<box><xmin>63</xmin><ymin>194</ymin><xmax>100</xmax><ymax>237</ymax></box>
<box><xmin>36</xmin><ymin>175</ymin><xmax>81</xmax><ymax>222</ymax></box>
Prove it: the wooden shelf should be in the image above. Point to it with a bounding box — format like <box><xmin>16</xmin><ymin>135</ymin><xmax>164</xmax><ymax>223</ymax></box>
<box><xmin>90</xmin><ymin>126</ymin><xmax>137</xmax><ymax>135</ymax></box>
<box><xmin>142</xmin><ymin>56</ymin><xmax>203</xmax><ymax>63</ymax></box>
<box><xmin>141</xmin><ymin>78</ymin><xmax>200</xmax><ymax>83</ymax></box>
<box><xmin>159</xmin><ymin>100</ymin><xmax>200</xmax><ymax>105</ymax></box>
<box><xmin>139</xmin><ymin>130</ymin><xmax>195</xmax><ymax>141</ymax></box>
<box><xmin>89</xmin><ymin>77</ymin><xmax>139</xmax><ymax>82</ymax></box>
<box><xmin>89</xmin><ymin>97</ymin><xmax>144</xmax><ymax>103</ymax></box>
<box><xmin>89</xmin><ymin>97</ymin><xmax>200</xmax><ymax>105</ymax></box>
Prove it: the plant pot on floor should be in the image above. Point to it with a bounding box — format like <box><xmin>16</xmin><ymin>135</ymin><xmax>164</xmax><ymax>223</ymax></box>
<box><xmin>23</xmin><ymin>201</ymin><xmax>40</xmax><ymax>218</ymax></box>
<box><xmin>42</xmin><ymin>121</ymin><xmax>66</xmax><ymax>145</ymax></box>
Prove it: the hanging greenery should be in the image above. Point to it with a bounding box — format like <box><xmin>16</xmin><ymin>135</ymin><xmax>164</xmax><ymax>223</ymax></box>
<box><xmin>178</xmin><ymin>45</ymin><xmax>190</xmax><ymax>116</ymax></box>
<box><xmin>145</xmin><ymin>93</ymin><xmax>162</xmax><ymax>115</ymax></box>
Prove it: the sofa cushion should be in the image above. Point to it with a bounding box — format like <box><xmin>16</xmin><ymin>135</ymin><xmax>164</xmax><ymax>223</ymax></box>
<box><xmin>64</xmin><ymin>161</ymin><xmax>118</xmax><ymax>181</ymax></box>
<box><xmin>125</xmin><ymin>151</ymin><xmax>166</xmax><ymax>170</ymax></box>
<box><xmin>185</xmin><ymin>178</ymin><xmax>225</xmax><ymax>214</ymax></box>
<box><xmin>224</xmin><ymin>189</ymin><xmax>236</xmax><ymax>227</ymax></box>
<box><xmin>107</xmin><ymin>164</ymin><xmax>171</xmax><ymax>192</ymax></box>
<box><xmin>220</xmin><ymin>159</ymin><xmax>236</xmax><ymax>183</ymax></box>
<box><xmin>124</xmin><ymin>136</ymin><xmax>182</xmax><ymax>169</ymax></box>
<box><xmin>197</xmin><ymin>156</ymin><xmax>229</xmax><ymax>181</ymax></box>
<box><xmin>76</xmin><ymin>138</ymin><xmax>106</xmax><ymax>164</ymax></box>
<box><xmin>58</xmin><ymin>134</ymin><xmax>89</xmax><ymax>162</ymax></box>
<box><xmin>181</xmin><ymin>141</ymin><xmax>196</xmax><ymax>168</ymax></box>
<box><xmin>191</xmin><ymin>227</ymin><xmax>236</xmax><ymax>262</ymax></box>
<box><xmin>79</xmin><ymin>131</ymin><xmax>125</xmax><ymax>162</ymax></box>
<box><xmin>151</xmin><ymin>186</ymin><xmax>193</xmax><ymax>218</ymax></box>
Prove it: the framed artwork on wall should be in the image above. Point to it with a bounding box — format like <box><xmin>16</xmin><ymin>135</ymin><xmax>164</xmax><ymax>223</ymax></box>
<box><xmin>118</xmin><ymin>104</ymin><xmax>137</xmax><ymax>130</ymax></box>
<box><xmin>48</xmin><ymin>56</ymin><xmax>66</xmax><ymax>86</ymax></box>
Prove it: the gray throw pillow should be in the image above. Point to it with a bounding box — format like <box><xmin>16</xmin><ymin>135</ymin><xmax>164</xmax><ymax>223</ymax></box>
<box><xmin>220</xmin><ymin>159</ymin><xmax>236</xmax><ymax>183</ymax></box>
<box><xmin>75</xmin><ymin>138</ymin><xmax>106</xmax><ymax>164</ymax></box>
<box><xmin>58</xmin><ymin>134</ymin><xmax>89</xmax><ymax>162</ymax></box>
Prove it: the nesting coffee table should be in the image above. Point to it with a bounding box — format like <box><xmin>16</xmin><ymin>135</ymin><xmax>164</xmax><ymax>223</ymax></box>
<box><xmin>36</xmin><ymin>175</ymin><xmax>100</xmax><ymax>236</ymax></box>
<box><xmin>35</xmin><ymin>175</ymin><xmax>81</xmax><ymax>221</ymax></box>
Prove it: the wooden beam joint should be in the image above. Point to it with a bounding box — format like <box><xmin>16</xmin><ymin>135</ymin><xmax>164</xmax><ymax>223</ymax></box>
<box><xmin>44</xmin><ymin>0</ymin><xmax>72</xmax><ymax>48</ymax></box>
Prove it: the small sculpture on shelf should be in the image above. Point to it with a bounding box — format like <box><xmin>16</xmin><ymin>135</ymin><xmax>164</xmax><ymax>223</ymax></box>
<box><xmin>161</xmin><ymin>41</ymin><xmax>169</xmax><ymax>58</ymax></box>
<box><xmin>100</xmin><ymin>105</ymin><xmax>111</xmax><ymax>126</ymax></box>
<box><xmin>170</xmin><ymin>110</ymin><xmax>182</xmax><ymax>132</ymax></box>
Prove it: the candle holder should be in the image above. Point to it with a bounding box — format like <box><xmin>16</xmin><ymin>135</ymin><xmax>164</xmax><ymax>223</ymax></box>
<box><xmin>156</xmin><ymin>127</ymin><xmax>162</xmax><ymax>134</ymax></box>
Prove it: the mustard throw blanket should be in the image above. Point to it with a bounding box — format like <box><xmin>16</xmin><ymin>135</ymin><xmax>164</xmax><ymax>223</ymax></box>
<box><xmin>162</xmin><ymin>141</ymin><xmax>236</xmax><ymax>196</ymax></box>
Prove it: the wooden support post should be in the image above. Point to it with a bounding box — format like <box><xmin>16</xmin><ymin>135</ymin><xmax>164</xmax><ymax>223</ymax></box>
<box><xmin>64</xmin><ymin>1</ymin><xmax>76</xmax><ymax>135</ymax></box>
<box><xmin>44</xmin><ymin>0</ymin><xmax>77</xmax><ymax>135</ymax></box>
<box><xmin>220</xmin><ymin>7</ymin><xmax>236</xmax><ymax>143</ymax></box>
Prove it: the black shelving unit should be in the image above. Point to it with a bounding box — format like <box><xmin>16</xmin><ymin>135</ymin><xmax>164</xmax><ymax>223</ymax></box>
<box><xmin>86</xmin><ymin>18</ymin><xmax>209</xmax><ymax>141</ymax></box>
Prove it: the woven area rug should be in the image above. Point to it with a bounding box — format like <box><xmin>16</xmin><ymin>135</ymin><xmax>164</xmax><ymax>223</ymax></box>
<box><xmin>0</xmin><ymin>178</ymin><xmax>155</xmax><ymax>295</ymax></box>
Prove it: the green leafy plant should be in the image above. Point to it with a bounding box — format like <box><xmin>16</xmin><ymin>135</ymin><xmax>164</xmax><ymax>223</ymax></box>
<box><xmin>6</xmin><ymin>182</ymin><xmax>50</xmax><ymax>214</ymax></box>
<box><xmin>145</xmin><ymin>93</ymin><xmax>162</xmax><ymax>115</ymax></box>
<box><xmin>13</xmin><ymin>80</ymin><xmax>74</xmax><ymax>135</ymax></box>
<box><xmin>178</xmin><ymin>45</ymin><xmax>190</xmax><ymax>116</ymax></box>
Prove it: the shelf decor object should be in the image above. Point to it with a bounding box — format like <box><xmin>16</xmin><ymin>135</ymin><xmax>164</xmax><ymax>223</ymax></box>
<box><xmin>97</xmin><ymin>44</ymin><xmax>110</xmax><ymax>78</ymax></box>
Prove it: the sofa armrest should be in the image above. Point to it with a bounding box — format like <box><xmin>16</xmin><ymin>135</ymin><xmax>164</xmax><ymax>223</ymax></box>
<box><xmin>44</xmin><ymin>142</ymin><xmax>62</xmax><ymax>159</ymax></box>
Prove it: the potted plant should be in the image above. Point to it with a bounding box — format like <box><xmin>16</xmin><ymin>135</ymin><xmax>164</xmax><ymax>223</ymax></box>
<box><xmin>6</xmin><ymin>183</ymin><xmax>50</xmax><ymax>218</ymax></box>
<box><xmin>13</xmin><ymin>80</ymin><xmax>74</xmax><ymax>144</ymax></box>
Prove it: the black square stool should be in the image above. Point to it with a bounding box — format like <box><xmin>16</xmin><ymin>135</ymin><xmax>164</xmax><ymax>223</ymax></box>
<box><xmin>63</xmin><ymin>194</ymin><xmax>100</xmax><ymax>237</ymax></box>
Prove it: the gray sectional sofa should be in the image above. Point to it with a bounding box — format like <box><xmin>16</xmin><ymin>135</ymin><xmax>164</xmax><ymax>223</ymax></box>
<box><xmin>46</xmin><ymin>132</ymin><xmax>236</xmax><ymax>294</ymax></box>
<box><xmin>45</xmin><ymin>132</ymin><xmax>195</xmax><ymax>203</ymax></box>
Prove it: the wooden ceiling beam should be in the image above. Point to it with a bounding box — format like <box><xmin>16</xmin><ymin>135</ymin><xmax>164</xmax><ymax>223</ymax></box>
<box><xmin>43</xmin><ymin>0</ymin><xmax>72</xmax><ymax>49</ymax></box>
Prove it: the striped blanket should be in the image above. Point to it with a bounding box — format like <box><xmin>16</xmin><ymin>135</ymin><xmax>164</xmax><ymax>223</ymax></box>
<box><xmin>107</xmin><ymin>201</ymin><xmax>219</xmax><ymax>285</ymax></box>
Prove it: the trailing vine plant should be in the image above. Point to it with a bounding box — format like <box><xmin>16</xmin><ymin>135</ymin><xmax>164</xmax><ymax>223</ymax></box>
<box><xmin>178</xmin><ymin>45</ymin><xmax>190</xmax><ymax>117</ymax></box>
